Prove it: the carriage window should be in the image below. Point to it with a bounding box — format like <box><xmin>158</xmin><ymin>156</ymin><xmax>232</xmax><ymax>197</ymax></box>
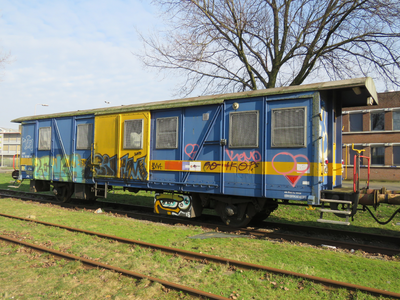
<box><xmin>156</xmin><ymin>117</ymin><xmax>178</xmax><ymax>149</ymax></box>
<box><xmin>77</xmin><ymin>123</ymin><xmax>93</xmax><ymax>150</ymax></box>
<box><xmin>124</xmin><ymin>119</ymin><xmax>143</xmax><ymax>150</ymax></box>
<box><xmin>271</xmin><ymin>107</ymin><xmax>306</xmax><ymax>147</ymax></box>
<box><xmin>38</xmin><ymin>127</ymin><xmax>51</xmax><ymax>150</ymax></box>
<box><xmin>229</xmin><ymin>111</ymin><xmax>259</xmax><ymax>148</ymax></box>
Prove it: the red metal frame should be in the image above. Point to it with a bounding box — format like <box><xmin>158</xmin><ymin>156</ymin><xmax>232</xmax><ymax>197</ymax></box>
<box><xmin>353</xmin><ymin>155</ymin><xmax>371</xmax><ymax>192</ymax></box>
<box><xmin>12</xmin><ymin>154</ymin><xmax>19</xmax><ymax>171</ymax></box>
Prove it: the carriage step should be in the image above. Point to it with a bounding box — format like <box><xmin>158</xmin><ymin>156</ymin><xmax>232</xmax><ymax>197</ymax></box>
<box><xmin>319</xmin><ymin>209</ymin><xmax>351</xmax><ymax>215</ymax></box>
<box><xmin>94</xmin><ymin>182</ymin><xmax>108</xmax><ymax>198</ymax></box>
<box><xmin>320</xmin><ymin>199</ymin><xmax>352</xmax><ymax>204</ymax></box>
<box><xmin>317</xmin><ymin>219</ymin><xmax>351</xmax><ymax>226</ymax></box>
<box><xmin>8</xmin><ymin>180</ymin><xmax>22</xmax><ymax>189</ymax></box>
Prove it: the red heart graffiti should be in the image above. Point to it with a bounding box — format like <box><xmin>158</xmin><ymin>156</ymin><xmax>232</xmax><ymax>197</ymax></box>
<box><xmin>184</xmin><ymin>144</ymin><xmax>200</xmax><ymax>160</ymax></box>
<box><xmin>271</xmin><ymin>152</ymin><xmax>310</xmax><ymax>187</ymax></box>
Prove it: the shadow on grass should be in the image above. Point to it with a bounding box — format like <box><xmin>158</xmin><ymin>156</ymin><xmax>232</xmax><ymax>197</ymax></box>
<box><xmin>265</xmin><ymin>214</ymin><xmax>400</xmax><ymax>237</ymax></box>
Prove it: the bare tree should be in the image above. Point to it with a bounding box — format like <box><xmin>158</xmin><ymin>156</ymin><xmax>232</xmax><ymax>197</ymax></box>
<box><xmin>0</xmin><ymin>48</ymin><xmax>11</xmax><ymax>81</ymax></box>
<box><xmin>137</xmin><ymin>0</ymin><xmax>400</xmax><ymax>95</ymax></box>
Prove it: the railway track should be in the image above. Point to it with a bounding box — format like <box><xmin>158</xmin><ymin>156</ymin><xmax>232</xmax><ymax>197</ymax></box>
<box><xmin>1</xmin><ymin>212</ymin><xmax>400</xmax><ymax>299</ymax></box>
<box><xmin>1</xmin><ymin>189</ymin><xmax>400</xmax><ymax>256</ymax></box>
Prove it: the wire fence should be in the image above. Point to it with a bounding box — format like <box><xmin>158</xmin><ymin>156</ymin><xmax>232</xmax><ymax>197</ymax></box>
<box><xmin>0</xmin><ymin>157</ymin><xmax>16</xmax><ymax>168</ymax></box>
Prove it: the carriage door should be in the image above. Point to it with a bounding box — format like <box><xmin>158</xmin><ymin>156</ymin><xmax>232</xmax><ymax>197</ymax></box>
<box><xmin>223</xmin><ymin>98</ymin><xmax>264</xmax><ymax>197</ymax></box>
<box><xmin>267</xmin><ymin>96</ymin><xmax>313</xmax><ymax>201</ymax></box>
<box><xmin>94</xmin><ymin>112</ymin><xmax>150</xmax><ymax>181</ymax></box>
<box><xmin>34</xmin><ymin>120</ymin><xmax>52</xmax><ymax>181</ymax></box>
<box><xmin>74</xmin><ymin>117</ymin><xmax>94</xmax><ymax>183</ymax></box>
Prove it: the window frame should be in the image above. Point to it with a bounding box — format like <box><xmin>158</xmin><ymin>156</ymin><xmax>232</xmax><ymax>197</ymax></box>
<box><xmin>38</xmin><ymin>127</ymin><xmax>52</xmax><ymax>151</ymax></box>
<box><xmin>76</xmin><ymin>123</ymin><xmax>93</xmax><ymax>150</ymax></box>
<box><xmin>393</xmin><ymin>111</ymin><xmax>400</xmax><ymax>131</ymax></box>
<box><xmin>271</xmin><ymin>106</ymin><xmax>307</xmax><ymax>148</ymax></box>
<box><xmin>228</xmin><ymin>110</ymin><xmax>259</xmax><ymax>148</ymax></box>
<box><xmin>370</xmin><ymin>146</ymin><xmax>385</xmax><ymax>165</ymax></box>
<box><xmin>370</xmin><ymin>111</ymin><xmax>385</xmax><ymax>131</ymax></box>
<box><xmin>155</xmin><ymin>116</ymin><xmax>179</xmax><ymax>149</ymax></box>
<box><xmin>349</xmin><ymin>113</ymin><xmax>363</xmax><ymax>132</ymax></box>
<box><xmin>393</xmin><ymin>146</ymin><xmax>400</xmax><ymax>166</ymax></box>
<box><xmin>123</xmin><ymin>119</ymin><xmax>144</xmax><ymax>150</ymax></box>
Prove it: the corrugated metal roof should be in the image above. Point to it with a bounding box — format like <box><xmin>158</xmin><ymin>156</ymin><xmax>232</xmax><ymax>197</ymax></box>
<box><xmin>12</xmin><ymin>77</ymin><xmax>378</xmax><ymax>123</ymax></box>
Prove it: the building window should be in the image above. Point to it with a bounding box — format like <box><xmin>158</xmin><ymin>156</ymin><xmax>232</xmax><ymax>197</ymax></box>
<box><xmin>156</xmin><ymin>117</ymin><xmax>178</xmax><ymax>149</ymax></box>
<box><xmin>123</xmin><ymin>119</ymin><xmax>143</xmax><ymax>150</ymax></box>
<box><xmin>393</xmin><ymin>146</ymin><xmax>400</xmax><ymax>165</ymax></box>
<box><xmin>393</xmin><ymin>111</ymin><xmax>400</xmax><ymax>130</ymax></box>
<box><xmin>271</xmin><ymin>107</ymin><xmax>306</xmax><ymax>147</ymax></box>
<box><xmin>370</xmin><ymin>112</ymin><xmax>384</xmax><ymax>131</ymax></box>
<box><xmin>349</xmin><ymin>113</ymin><xmax>363</xmax><ymax>132</ymax></box>
<box><xmin>349</xmin><ymin>145</ymin><xmax>364</xmax><ymax>165</ymax></box>
<box><xmin>371</xmin><ymin>146</ymin><xmax>385</xmax><ymax>165</ymax></box>
<box><xmin>38</xmin><ymin>127</ymin><xmax>51</xmax><ymax>150</ymax></box>
<box><xmin>76</xmin><ymin>123</ymin><xmax>93</xmax><ymax>150</ymax></box>
<box><xmin>229</xmin><ymin>110</ymin><xmax>259</xmax><ymax>148</ymax></box>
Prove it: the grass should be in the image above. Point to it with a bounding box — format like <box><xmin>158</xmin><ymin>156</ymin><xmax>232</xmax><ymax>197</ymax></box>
<box><xmin>0</xmin><ymin>170</ymin><xmax>400</xmax><ymax>299</ymax></box>
<box><xmin>0</xmin><ymin>198</ymin><xmax>399</xmax><ymax>299</ymax></box>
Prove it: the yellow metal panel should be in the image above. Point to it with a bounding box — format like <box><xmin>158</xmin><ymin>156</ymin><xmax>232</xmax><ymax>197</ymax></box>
<box><xmin>332</xmin><ymin>143</ymin><xmax>336</xmax><ymax>185</ymax></box>
<box><xmin>94</xmin><ymin>111</ymin><xmax>150</xmax><ymax>181</ymax></box>
<box><xmin>94</xmin><ymin>114</ymin><xmax>119</xmax><ymax>178</ymax></box>
<box><xmin>119</xmin><ymin>112</ymin><xmax>151</xmax><ymax>181</ymax></box>
<box><xmin>150</xmin><ymin>160</ymin><xmax>318</xmax><ymax>176</ymax></box>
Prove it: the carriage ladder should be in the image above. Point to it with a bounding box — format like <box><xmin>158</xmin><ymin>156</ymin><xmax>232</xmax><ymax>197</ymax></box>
<box><xmin>317</xmin><ymin>198</ymin><xmax>352</xmax><ymax>225</ymax></box>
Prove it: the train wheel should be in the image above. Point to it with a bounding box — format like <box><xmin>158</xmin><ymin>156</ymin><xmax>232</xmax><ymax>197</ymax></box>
<box><xmin>215</xmin><ymin>202</ymin><xmax>254</xmax><ymax>228</ymax></box>
<box><xmin>53</xmin><ymin>183</ymin><xmax>74</xmax><ymax>203</ymax></box>
<box><xmin>253</xmin><ymin>200</ymin><xmax>279</xmax><ymax>222</ymax></box>
<box><xmin>253</xmin><ymin>210</ymin><xmax>272</xmax><ymax>222</ymax></box>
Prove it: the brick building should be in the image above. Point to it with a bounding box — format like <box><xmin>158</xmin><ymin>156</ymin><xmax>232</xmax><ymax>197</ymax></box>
<box><xmin>342</xmin><ymin>91</ymin><xmax>400</xmax><ymax>181</ymax></box>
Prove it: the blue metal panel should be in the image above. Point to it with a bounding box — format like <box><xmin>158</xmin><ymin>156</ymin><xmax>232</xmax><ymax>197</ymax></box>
<box><xmin>20</xmin><ymin>122</ymin><xmax>36</xmax><ymax>179</ymax></box>
<box><xmin>28</xmin><ymin>115</ymin><xmax>95</xmax><ymax>184</ymax></box>
<box><xmin>150</xmin><ymin>109</ymin><xmax>182</xmax><ymax>186</ymax></box>
<box><xmin>35</xmin><ymin>119</ymin><xmax>52</xmax><ymax>180</ymax></box>
<box><xmin>181</xmin><ymin>104</ymin><xmax>222</xmax><ymax>194</ymax></box>
<box><xmin>223</xmin><ymin>97</ymin><xmax>264</xmax><ymax>197</ymax></box>
<box><xmin>52</xmin><ymin>117</ymin><xmax>74</xmax><ymax>182</ymax></box>
<box><xmin>265</xmin><ymin>94</ymin><xmax>314</xmax><ymax>201</ymax></box>
<box><xmin>74</xmin><ymin>116</ymin><xmax>95</xmax><ymax>184</ymax></box>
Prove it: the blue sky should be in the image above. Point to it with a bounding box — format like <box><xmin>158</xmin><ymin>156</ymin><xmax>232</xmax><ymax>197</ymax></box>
<box><xmin>0</xmin><ymin>1</ymin><xmax>393</xmax><ymax>130</ymax></box>
<box><xmin>0</xmin><ymin>0</ymin><xmax>179</xmax><ymax>129</ymax></box>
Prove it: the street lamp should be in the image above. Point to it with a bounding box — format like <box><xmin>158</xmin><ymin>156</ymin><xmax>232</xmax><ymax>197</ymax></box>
<box><xmin>35</xmin><ymin>104</ymin><xmax>49</xmax><ymax>115</ymax></box>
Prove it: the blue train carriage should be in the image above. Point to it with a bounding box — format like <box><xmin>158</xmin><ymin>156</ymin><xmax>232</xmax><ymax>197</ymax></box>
<box><xmin>12</xmin><ymin>77</ymin><xmax>378</xmax><ymax>226</ymax></box>
<box><xmin>146</xmin><ymin>77</ymin><xmax>377</xmax><ymax>226</ymax></box>
<box><xmin>15</xmin><ymin>113</ymin><xmax>96</xmax><ymax>202</ymax></box>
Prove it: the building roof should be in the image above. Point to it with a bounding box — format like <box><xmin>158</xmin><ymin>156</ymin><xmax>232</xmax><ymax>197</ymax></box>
<box><xmin>0</xmin><ymin>127</ymin><xmax>19</xmax><ymax>133</ymax></box>
<box><xmin>12</xmin><ymin>77</ymin><xmax>378</xmax><ymax>123</ymax></box>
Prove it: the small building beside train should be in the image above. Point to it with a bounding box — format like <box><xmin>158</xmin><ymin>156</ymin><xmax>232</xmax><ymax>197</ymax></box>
<box><xmin>342</xmin><ymin>91</ymin><xmax>400</xmax><ymax>181</ymax></box>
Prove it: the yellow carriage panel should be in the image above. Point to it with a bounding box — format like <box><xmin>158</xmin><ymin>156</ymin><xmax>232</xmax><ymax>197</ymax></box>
<box><xmin>94</xmin><ymin>112</ymin><xmax>150</xmax><ymax>181</ymax></box>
